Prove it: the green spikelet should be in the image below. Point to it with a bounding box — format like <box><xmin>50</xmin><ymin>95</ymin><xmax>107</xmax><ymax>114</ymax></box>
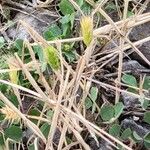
<box><xmin>43</xmin><ymin>46</ymin><xmax>60</xmax><ymax>71</ymax></box>
<box><xmin>80</xmin><ymin>16</ymin><xmax>93</xmax><ymax>46</ymax></box>
<box><xmin>8</xmin><ymin>58</ymin><xmax>18</xmax><ymax>84</ymax></box>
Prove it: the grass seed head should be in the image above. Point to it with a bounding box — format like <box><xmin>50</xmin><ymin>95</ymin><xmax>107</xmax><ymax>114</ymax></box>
<box><xmin>0</xmin><ymin>105</ymin><xmax>20</xmax><ymax>122</ymax></box>
<box><xmin>80</xmin><ymin>16</ymin><xmax>93</xmax><ymax>46</ymax></box>
<box><xmin>7</xmin><ymin>57</ymin><xmax>18</xmax><ymax>84</ymax></box>
<box><xmin>43</xmin><ymin>46</ymin><xmax>60</xmax><ymax>71</ymax></box>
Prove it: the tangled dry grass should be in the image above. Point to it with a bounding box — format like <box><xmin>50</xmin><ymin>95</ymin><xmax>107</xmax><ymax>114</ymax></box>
<box><xmin>0</xmin><ymin>0</ymin><xmax>150</xmax><ymax>149</ymax></box>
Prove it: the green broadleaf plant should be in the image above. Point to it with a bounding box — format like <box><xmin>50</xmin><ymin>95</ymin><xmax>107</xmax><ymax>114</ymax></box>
<box><xmin>40</xmin><ymin>123</ymin><xmax>51</xmax><ymax>139</ymax></box>
<box><xmin>43</xmin><ymin>24</ymin><xmax>62</xmax><ymax>41</ymax></box>
<box><xmin>122</xmin><ymin>74</ymin><xmax>150</xmax><ymax>110</ymax></box>
<box><xmin>122</xmin><ymin>74</ymin><xmax>137</xmax><ymax>87</ymax></box>
<box><xmin>109</xmin><ymin>124</ymin><xmax>121</xmax><ymax>137</ymax></box>
<box><xmin>59</xmin><ymin>0</ymin><xmax>75</xmax><ymax>15</ymax></box>
<box><xmin>4</xmin><ymin>125</ymin><xmax>23</xmax><ymax>142</ymax></box>
<box><xmin>144</xmin><ymin>112</ymin><xmax>150</xmax><ymax>124</ymax></box>
<box><xmin>132</xmin><ymin>131</ymin><xmax>143</xmax><ymax>141</ymax></box>
<box><xmin>144</xmin><ymin>132</ymin><xmax>150</xmax><ymax>148</ymax></box>
<box><xmin>84</xmin><ymin>87</ymin><xmax>98</xmax><ymax>113</ymax></box>
<box><xmin>85</xmin><ymin>97</ymin><xmax>93</xmax><ymax>109</ymax></box>
<box><xmin>121</xmin><ymin>128</ymin><xmax>132</xmax><ymax>140</ymax></box>
<box><xmin>90</xmin><ymin>87</ymin><xmax>98</xmax><ymax>114</ymax></box>
<box><xmin>100</xmin><ymin>102</ymin><xmax>124</xmax><ymax>123</ymax></box>
<box><xmin>100</xmin><ymin>104</ymin><xmax>115</xmax><ymax>122</ymax></box>
<box><xmin>114</xmin><ymin>102</ymin><xmax>124</xmax><ymax>118</ymax></box>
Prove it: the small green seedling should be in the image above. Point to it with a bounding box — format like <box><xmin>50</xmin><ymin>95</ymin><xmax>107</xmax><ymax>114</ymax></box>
<box><xmin>100</xmin><ymin>102</ymin><xmax>124</xmax><ymax>123</ymax></box>
<box><xmin>85</xmin><ymin>87</ymin><xmax>98</xmax><ymax>114</ymax></box>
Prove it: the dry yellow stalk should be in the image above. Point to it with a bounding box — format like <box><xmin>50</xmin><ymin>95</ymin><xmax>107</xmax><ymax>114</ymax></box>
<box><xmin>80</xmin><ymin>16</ymin><xmax>93</xmax><ymax>46</ymax></box>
